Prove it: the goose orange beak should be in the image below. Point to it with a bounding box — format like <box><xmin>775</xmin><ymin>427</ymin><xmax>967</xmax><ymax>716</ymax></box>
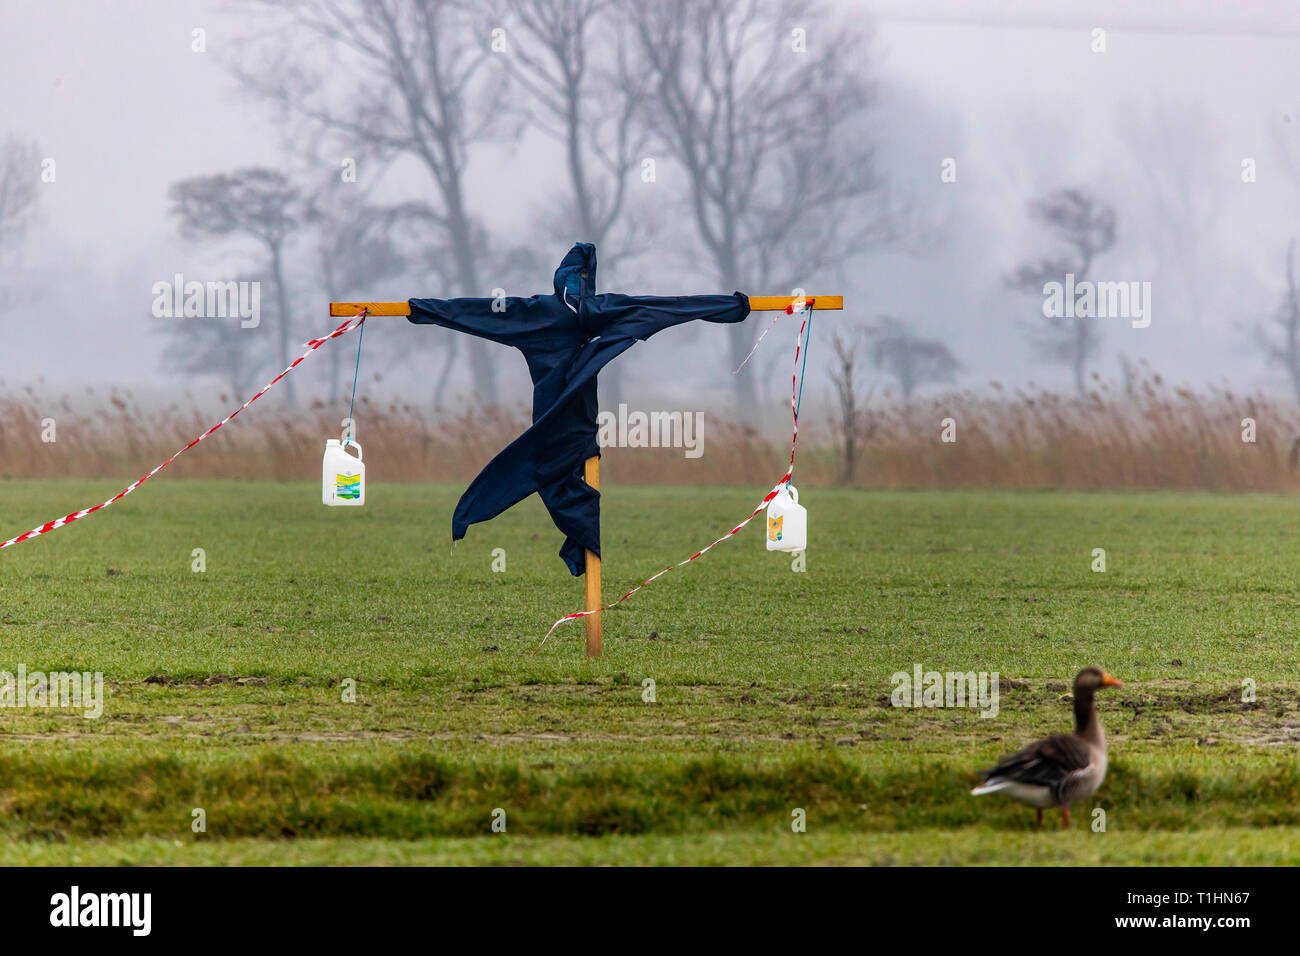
<box><xmin>1101</xmin><ymin>672</ymin><xmax>1124</xmax><ymax>687</ymax></box>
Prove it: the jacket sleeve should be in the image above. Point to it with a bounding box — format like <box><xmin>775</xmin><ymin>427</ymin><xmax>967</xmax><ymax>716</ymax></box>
<box><xmin>407</xmin><ymin>295</ymin><xmax>549</xmax><ymax>348</ymax></box>
<box><xmin>584</xmin><ymin>292</ymin><xmax>750</xmax><ymax>340</ymax></box>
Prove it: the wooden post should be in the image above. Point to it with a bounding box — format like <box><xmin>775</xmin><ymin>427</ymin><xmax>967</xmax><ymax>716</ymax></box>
<box><xmin>583</xmin><ymin>455</ymin><xmax>602</xmax><ymax>658</ymax></box>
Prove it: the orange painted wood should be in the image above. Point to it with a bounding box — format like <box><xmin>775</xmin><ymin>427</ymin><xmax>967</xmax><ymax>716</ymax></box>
<box><xmin>583</xmin><ymin>455</ymin><xmax>601</xmax><ymax>659</ymax></box>
<box><xmin>330</xmin><ymin>296</ymin><xmax>842</xmax><ymax>317</ymax></box>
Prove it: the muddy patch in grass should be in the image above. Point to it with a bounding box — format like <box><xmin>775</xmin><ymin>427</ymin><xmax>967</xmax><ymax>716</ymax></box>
<box><xmin>142</xmin><ymin>674</ymin><xmax>273</xmax><ymax>687</ymax></box>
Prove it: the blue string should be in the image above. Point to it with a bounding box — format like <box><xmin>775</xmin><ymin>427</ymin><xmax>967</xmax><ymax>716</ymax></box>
<box><xmin>787</xmin><ymin>304</ymin><xmax>814</xmax><ymax>490</ymax></box>
<box><xmin>346</xmin><ymin>317</ymin><xmax>366</xmax><ymax>442</ymax></box>
<box><xmin>795</xmin><ymin>307</ymin><xmax>814</xmax><ymax>423</ymax></box>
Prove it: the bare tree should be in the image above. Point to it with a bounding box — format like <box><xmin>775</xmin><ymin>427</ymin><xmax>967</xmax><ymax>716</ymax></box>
<box><xmin>169</xmin><ymin>168</ymin><xmax>308</xmax><ymax>402</ymax></box>
<box><xmin>623</xmin><ymin>0</ymin><xmax>908</xmax><ymax>419</ymax></box>
<box><xmin>1115</xmin><ymin>95</ymin><xmax>1224</xmax><ymax>332</ymax></box>
<box><xmin>159</xmin><ymin>274</ymin><xmax>273</xmax><ymax>398</ymax></box>
<box><xmin>1255</xmin><ymin>239</ymin><xmax>1300</xmax><ymax>400</ymax></box>
<box><xmin>309</xmin><ymin>188</ymin><xmax>408</xmax><ymax>400</ymax></box>
<box><xmin>493</xmin><ymin>0</ymin><xmax>657</xmax><ymax>407</ymax></box>
<box><xmin>828</xmin><ymin>323</ymin><xmax>875</xmax><ymax>484</ymax></box>
<box><xmin>376</xmin><ymin>198</ymin><xmax>470</xmax><ymax>408</ymax></box>
<box><xmin>1006</xmin><ymin>188</ymin><xmax>1116</xmax><ymax>397</ymax></box>
<box><xmin>232</xmin><ymin>0</ymin><xmax>516</xmax><ymax>405</ymax></box>
<box><xmin>0</xmin><ymin>138</ymin><xmax>42</xmax><ymax>292</ymax></box>
<box><xmin>868</xmin><ymin>317</ymin><xmax>960</xmax><ymax>412</ymax></box>
<box><xmin>375</xmin><ymin>198</ymin><xmax>546</xmax><ymax>410</ymax></box>
<box><xmin>495</xmin><ymin>0</ymin><xmax>649</xmax><ymax>258</ymax></box>
<box><xmin>1272</xmin><ymin>109</ymin><xmax>1300</xmax><ymax>199</ymax></box>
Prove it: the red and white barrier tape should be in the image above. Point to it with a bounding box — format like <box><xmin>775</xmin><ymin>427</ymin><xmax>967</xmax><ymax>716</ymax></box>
<box><xmin>0</xmin><ymin>310</ymin><xmax>369</xmax><ymax>551</ymax></box>
<box><xmin>731</xmin><ymin>296</ymin><xmax>814</xmax><ymax>375</ymax></box>
<box><xmin>536</xmin><ymin>298</ymin><xmax>816</xmax><ymax>652</ymax></box>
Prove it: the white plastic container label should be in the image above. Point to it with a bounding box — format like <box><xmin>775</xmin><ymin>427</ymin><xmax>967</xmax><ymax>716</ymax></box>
<box><xmin>322</xmin><ymin>438</ymin><xmax>365</xmax><ymax>506</ymax></box>
<box><xmin>766</xmin><ymin>484</ymin><xmax>806</xmax><ymax>552</ymax></box>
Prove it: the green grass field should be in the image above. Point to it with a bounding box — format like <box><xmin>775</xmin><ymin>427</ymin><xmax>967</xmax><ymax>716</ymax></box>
<box><xmin>0</xmin><ymin>478</ymin><xmax>1297</xmax><ymax>865</ymax></box>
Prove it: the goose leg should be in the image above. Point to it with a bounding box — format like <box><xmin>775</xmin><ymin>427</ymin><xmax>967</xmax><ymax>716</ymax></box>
<box><xmin>1061</xmin><ymin>806</ymin><xmax>1071</xmax><ymax>829</ymax></box>
<box><xmin>1036</xmin><ymin>808</ymin><xmax>1043</xmax><ymax>827</ymax></box>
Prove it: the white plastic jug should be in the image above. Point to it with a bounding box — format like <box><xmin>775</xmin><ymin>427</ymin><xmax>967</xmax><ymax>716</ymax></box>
<box><xmin>766</xmin><ymin>484</ymin><xmax>806</xmax><ymax>552</ymax></box>
<box><xmin>322</xmin><ymin>438</ymin><xmax>365</xmax><ymax>506</ymax></box>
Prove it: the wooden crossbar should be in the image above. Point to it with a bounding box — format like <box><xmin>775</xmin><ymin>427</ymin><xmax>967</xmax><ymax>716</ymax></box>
<box><xmin>746</xmin><ymin>295</ymin><xmax>843</xmax><ymax>311</ymax></box>
<box><xmin>330</xmin><ymin>295</ymin><xmax>843</xmax><ymax>317</ymax></box>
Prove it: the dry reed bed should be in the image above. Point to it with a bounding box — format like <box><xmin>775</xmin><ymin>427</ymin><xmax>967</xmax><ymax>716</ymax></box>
<box><xmin>1</xmin><ymin>378</ymin><xmax>1297</xmax><ymax>491</ymax></box>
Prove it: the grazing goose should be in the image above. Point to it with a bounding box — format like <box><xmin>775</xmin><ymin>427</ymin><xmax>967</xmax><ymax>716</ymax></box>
<box><xmin>970</xmin><ymin>667</ymin><xmax>1122</xmax><ymax>827</ymax></box>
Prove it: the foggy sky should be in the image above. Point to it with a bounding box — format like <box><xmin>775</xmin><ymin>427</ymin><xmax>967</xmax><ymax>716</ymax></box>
<box><xmin>3</xmin><ymin>0</ymin><xmax>1300</xmax><ymax>416</ymax></box>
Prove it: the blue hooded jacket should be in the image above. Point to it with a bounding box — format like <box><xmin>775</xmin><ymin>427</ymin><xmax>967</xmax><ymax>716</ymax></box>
<box><xmin>408</xmin><ymin>243</ymin><xmax>750</xmax><ymax>574</ymax></box>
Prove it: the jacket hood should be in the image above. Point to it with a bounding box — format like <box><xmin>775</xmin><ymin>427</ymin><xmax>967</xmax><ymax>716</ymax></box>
<box><xmin>553</xmin><ymin>242</ymin><xmax>597</xmax><ymax>302</ymax></box>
